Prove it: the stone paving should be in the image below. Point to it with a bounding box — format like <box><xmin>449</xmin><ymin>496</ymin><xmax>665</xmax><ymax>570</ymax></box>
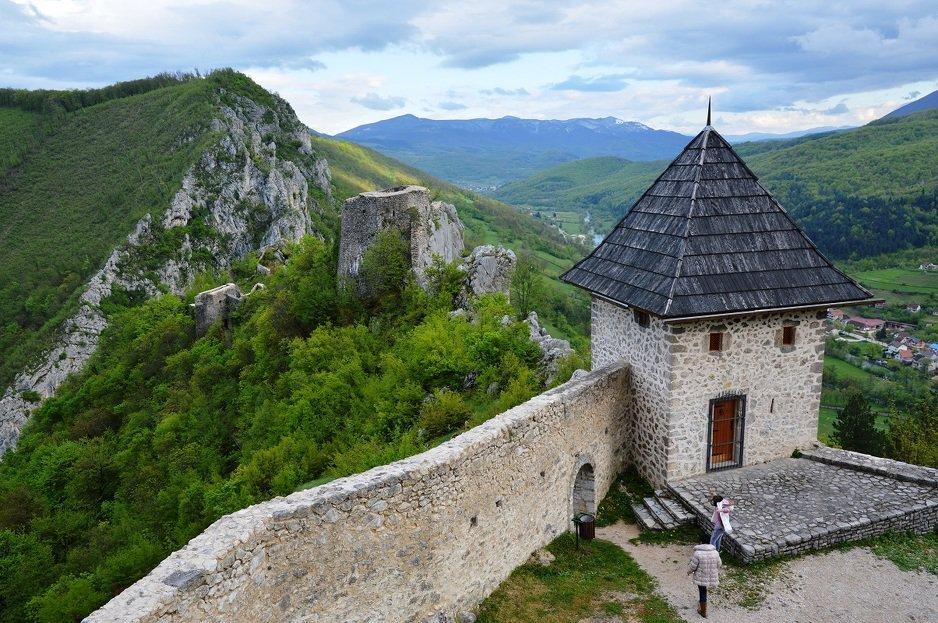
<box><xmin>669</xmin><ymin>449</ymin><xmax>938</xmax><ymax>563</ymax></box>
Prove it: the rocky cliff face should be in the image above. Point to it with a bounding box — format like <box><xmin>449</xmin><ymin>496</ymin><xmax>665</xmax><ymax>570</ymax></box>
<box><xmin>0</xmin><ymin>88</ymin><xmax>331</xmax><ymax>457</ymax></box>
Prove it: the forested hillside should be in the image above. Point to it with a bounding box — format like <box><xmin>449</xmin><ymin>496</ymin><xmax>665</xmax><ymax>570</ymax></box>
<box><xmin>494</xmin><ymin>111</ymin><xmax>938</xmax><ymax>259</ymax></box>
<box><xmin>0</xmin><ymin>76</ymin><xmax>219</xmax><ymax>388</ymax></box>
<box><xmin>0</xmin><ymin>73</ymin><xmax>590</xmax><ymax>621</ymax></box>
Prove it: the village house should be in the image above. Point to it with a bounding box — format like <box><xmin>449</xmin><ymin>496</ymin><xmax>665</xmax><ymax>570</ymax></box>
<box><xmin>562</xmin><ymin>113</ymin><xmax>875</xmax><ymax>484</ymax></box>
<box><xmin>827</xmin><ymin>307</ymin><xmax>844</xmax><ymax>321</ymax></box>
<box><xmin>846</xmin><ymin>315</ymin><xmax>885</xmax><ymax>334</ymax></box>
<box><xmin>906</xmin><ymin>303</ymin><xmax>922</xmax><ymax>313</ymax></box>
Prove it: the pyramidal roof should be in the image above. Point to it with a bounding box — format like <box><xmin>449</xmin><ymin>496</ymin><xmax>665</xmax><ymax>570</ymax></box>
<box><xmin>562</xmin><ymin>124</ymin><xmax>874</xmax><ymax>320</ymax></box>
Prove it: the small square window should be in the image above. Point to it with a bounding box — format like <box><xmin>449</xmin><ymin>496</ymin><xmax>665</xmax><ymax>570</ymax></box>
<box><xmin>782</xmin><ymin>326</ymin><xmax>796</xmax><ymax>346</ymax></box>
<box><xmin>633</xmin><ymin>309</ymin><xmax>650</xmax><ymax>328</ymax></box>
<box><xmin>709</xmin><ymin>332</ymin><xmax>724</xmax><ymax>352</ymax></box>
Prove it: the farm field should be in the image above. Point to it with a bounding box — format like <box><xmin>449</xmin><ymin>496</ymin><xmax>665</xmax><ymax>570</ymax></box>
<box><xmin>851</xmin><ymin>267</ymin><xmax>938</xmax><ymax>298</ymax></box>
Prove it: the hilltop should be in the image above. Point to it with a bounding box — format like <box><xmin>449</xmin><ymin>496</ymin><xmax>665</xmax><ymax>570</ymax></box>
<box><xmin>336</xmin><ymin>114</ymin><xmax>689</xmax><ymax>189</ymax></box>
<box><xmin>0</xmin><ymin>72</ymin><xmax>587</xmax><ymax>622</ymax></box>
<box><xmin>494</xmin><ymin>109</ymin><xmax>938</xmax><ymax>258</ymax></box>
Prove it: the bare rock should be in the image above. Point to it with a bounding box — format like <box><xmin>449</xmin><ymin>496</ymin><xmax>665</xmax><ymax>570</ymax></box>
<box><xmin>459</xmin><ymin>245</ymin><xmax>516</xmax><ymax>305</ymax></box>
<box><xmin>529</xmin><ymin>548</ymin><xmax>556</xmax><ymax>566</ymax></box>
<box><xmin>526</xmin><ymin>311</ymin><xmax>574</xmax><ymax>381</ymax></box>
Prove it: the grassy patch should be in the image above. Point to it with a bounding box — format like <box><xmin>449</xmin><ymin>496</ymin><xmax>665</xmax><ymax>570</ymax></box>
<box><xmin>595</xmin><ymin>468</ymin><xmax>653</xmax><ymax>527</ymax></box>
<box><xmin>853</xmin><ymin>268</ymin><xmax>938</xmax><ymax>296</ymax></box>
<box><xmin>861</xmin><ymin>531</ymin><xmax>938</xmax><ymax>575</ymax></box>
<box><xmin>475</xmin><ymin>533</ymin><xmax>683</xmax><ymax>623</ymax></box>
<box><xmin>631</xmin><ymin>524</ymin><xmax>702</xmax><ymax>547</ymax></box>
<box><xmin>719</xmin><ymin>556</ymin><xmax>789</xmax><ymax>610</ymax></box>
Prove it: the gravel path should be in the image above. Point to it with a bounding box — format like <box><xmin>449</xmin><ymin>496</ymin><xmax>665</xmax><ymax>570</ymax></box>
<box><xmin>598</xmin><ymin>522</ymin><xmax>938</xmax><ymax>623</ymax></box>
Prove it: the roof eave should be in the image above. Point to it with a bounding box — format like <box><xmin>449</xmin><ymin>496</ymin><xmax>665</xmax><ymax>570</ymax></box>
<box><xmin>661</xmin><ymin>297</ymin><xmax>883</xmax><ymax>324</ymax></box>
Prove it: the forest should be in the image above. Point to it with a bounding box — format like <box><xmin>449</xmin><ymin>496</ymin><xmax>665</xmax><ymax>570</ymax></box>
<box><xmin>0</xmin><ymin>234</ymin><xmax>577</xmax><ymax>622</ymax></box>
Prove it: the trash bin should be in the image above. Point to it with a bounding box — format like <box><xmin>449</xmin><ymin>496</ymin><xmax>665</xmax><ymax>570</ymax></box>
<box><xmin>573</xmin><ymin>512</ymin><xmax>595</xmax><ymax>542</ymax></box>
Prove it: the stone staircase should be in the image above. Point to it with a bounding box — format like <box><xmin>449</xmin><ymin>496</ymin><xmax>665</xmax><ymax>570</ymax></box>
<box><xmin>631</xmin><ymin>489</ymin><xmax>695</xmax><ymax>530</ymax></box>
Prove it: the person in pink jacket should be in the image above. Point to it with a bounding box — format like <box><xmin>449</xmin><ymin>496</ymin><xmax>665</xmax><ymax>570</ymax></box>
<box><xmin>709</xmin><ymin>495</ymin><xmax>733</xmax><ymax>551</ymax></box>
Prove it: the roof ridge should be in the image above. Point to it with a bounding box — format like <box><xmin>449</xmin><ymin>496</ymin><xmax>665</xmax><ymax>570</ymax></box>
<box><xmin>663</xmin><ymin>128</ymin><xmax>709</xmax><ymax>315</ymax></box>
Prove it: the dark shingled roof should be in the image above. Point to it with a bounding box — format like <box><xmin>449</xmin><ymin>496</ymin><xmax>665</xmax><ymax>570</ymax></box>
<box><xmin>562</xmin><ymin>125</ymin><xmax>874</xmax><ymax>319</ymax></box>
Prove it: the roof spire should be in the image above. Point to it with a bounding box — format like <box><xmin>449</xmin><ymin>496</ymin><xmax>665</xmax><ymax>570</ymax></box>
<box><xmin>706</xmin><ymin>96</ymin><xmax>711</xmax><ymax>126</ymax></box>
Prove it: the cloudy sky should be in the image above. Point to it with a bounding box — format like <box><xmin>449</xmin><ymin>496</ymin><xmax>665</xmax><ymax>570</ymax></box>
<box><xmin>3</xmin><ymin>0</ymin><xmax>937</xmax><ymax>135</ymax></box>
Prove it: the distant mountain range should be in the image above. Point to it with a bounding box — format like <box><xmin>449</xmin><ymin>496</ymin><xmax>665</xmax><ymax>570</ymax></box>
<box><xmin>724</xmin><ymin>126</ymin><xmax>852</xmax><ymax>142</ymax></box>
<box><xmin>494</xmin><ymin>108</ymin><xmax>938</xmax><ymax>259</ymax></box>
<box><xmin>335</xmin><ymin>114</ymin><xmax>867</xmax><ymax>189</ymax></box>
<box><xmin>336</xmin><ymin>114</ymin><xmax>690</xmax><ymax>188</ymax></box>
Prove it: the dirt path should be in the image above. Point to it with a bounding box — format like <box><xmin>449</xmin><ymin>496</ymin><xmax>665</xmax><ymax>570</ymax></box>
<box><xmin>598</xmin><ymin>522</ymin><xmax>938</xmax><ymax>623</ymax></box>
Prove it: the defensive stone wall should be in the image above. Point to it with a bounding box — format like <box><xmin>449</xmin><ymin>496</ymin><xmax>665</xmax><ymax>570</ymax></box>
<box><xmin>86</xmin><ymin>362</ymin><xmax>630</xmax><ymax>623</ymax></box>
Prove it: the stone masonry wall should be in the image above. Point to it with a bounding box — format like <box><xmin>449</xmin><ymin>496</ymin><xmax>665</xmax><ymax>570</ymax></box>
<box><xmin>86</xmin><ymin>363</ymin><xmax>630</xmax><ymax>623</ymax></box>
<box><xmin>666</xmin><ymin>309</ymin><xmax>826</xmax><ymax>480</ymax></box>
<box><xmin>591</xmin><ymin>297</ymin><xmax>672</xmax><ymax>486</ymax></box>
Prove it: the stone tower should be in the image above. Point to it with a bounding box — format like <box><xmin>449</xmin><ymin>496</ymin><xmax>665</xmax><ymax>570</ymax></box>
<box><xmin>562</xmin><ymin>122</ymin><xmax>875</xmax><ymax>486</ymax></box>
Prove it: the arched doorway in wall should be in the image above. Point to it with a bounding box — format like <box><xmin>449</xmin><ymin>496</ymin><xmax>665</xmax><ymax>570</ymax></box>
<box><xmin>571</xmin><ymin>462</ymin><xmax>596</xmax><ymax>517</ymax></box>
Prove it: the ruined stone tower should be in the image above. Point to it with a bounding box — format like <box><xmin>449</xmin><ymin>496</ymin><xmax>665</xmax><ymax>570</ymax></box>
<box><xmin>337</xmin><ymin>185</ymin><xmax>464</xmax><ymax>291</ymax></box>
<box><xmin>563</xmin><ymin>122</ymin><xmax>875</xmax><ymax>486</ymax></box>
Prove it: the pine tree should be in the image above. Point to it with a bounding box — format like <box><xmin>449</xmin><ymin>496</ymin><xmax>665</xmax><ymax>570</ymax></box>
<box><xmin>832</xmin><ymin>391</ymin><xmax>883</xmax><ymax>455</ymax></box>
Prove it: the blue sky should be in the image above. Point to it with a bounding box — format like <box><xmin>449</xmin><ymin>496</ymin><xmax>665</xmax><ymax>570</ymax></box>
<box><xmin>2</xmin><ymin>0</ymin><xmax>936</xmax><ymax>135</ymax></box>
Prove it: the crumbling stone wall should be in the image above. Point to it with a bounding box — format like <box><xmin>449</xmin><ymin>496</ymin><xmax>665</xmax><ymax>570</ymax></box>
<box><xmin>86</xmin><ymin>362</ymin><xmax>630</xmax><ymax>623</ymax></box>
<box><xmin>337</xmin><ymin>185</ymin><xmax>464</xmax><ymax>290</ymax></box>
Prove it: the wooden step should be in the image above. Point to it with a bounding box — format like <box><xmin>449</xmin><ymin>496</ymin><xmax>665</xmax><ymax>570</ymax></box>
<box><xmin>632</xmin><ymin>503</ymin><xmax>662</xmax><ymax>530</ymax></box>
<box><xmin>643</xmin><ymin>497</ymin><xmax>679</xmax><ymax>529</ymax></box>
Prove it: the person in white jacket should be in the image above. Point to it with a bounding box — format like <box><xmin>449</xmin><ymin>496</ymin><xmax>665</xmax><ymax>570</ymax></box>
<box><xmin>688</xmin><ymin>543</ymin><xmax>722</xmax><ymax>618</ymax></box>
<box><xmin>709</xmin><ymin>495</ymin><xmax>733</xmax><ymax>551</ymax></box>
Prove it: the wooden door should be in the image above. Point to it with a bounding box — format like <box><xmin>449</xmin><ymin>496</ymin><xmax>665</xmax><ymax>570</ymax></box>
<box><xmin>710</xmin><ymin>398</ymin><xmax>737</xmax><ymax>465</ymax></box>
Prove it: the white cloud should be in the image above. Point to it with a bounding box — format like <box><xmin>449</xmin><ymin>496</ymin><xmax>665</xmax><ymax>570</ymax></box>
<box><xmin>2</xmin><ymin>0</ymin><xmax>936</xmax><ymax>134</ymax></box>
<box><xmin>351</xmin><ymin>92</ymin><xmax>406</xmax><ymax>111</ymax></box>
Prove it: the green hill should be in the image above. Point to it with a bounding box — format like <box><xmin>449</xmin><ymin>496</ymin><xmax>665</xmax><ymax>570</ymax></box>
<box><xmin>0</xmin><ymin>76</ymin><xmax>589</xmax><ymax>392</ymax></box>
<box><xmin>0</xmin><ymin>74</ymin><xmax>589</xmax><ymax>622</ymax></box>
<box><xmin>494</xmin><ymin>111</ymin><xmax>938</xmax><ymax>258</ymax></box>
<box><xmin>493</xmin><ymin>156</ymin><xmax>660</xmax><ymax>238</ymax></box>
<box><xmin>0</xmin><ymin>76</ymin><xmax>219</xmax><ymax>388</ymax></box>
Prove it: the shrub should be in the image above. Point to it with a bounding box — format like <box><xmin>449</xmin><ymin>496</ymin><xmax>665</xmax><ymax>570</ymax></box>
<box><xmin>419</xmin><ymin>389</ymin><xmax>473</xmax><ymax>438</ymax></box>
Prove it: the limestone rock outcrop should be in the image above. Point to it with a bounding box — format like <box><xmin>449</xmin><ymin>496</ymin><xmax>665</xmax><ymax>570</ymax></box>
<box><xmin>0</xmin><ymin>89</ymin><xmax>329</xmax><ymax>457</ymax></box>
<box><xmin>526</xmin><ymin>311</ymin><xmax>574</xmax><ymax>381</ymax></box>
<box><xmin>338</xmin><ymin>186</ymin><xmax>465</xmax><ymax>291</ymax></box>
<box><xmin>458</xmin><ymin>245</ymin><xmax>516</xmax><ymax>304</ymax></box>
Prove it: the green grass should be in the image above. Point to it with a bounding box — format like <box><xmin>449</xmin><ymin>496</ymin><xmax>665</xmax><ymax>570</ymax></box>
<box><xmin>0</xmin><ymin>80</ymin><xmax>219</xmax><ymax>387</ymax></box>
<box><xmin>824</xmin><ymin>356</ymin><xmax>878</xmax><ymax>383</ymax></box>
<box><xmin>852</xmin><ymin>267</ymin><xmax>938</xmax><ymax>296</ymax></box>
<box><xmin>475</xmin><ymin>533</ymin><xmax>683</xmax><ymax>623</ymax></box>
<box><xmin>595</xmin><ymin>468</ymin><xmax>654</xmax><ymax>527</ymax></box>
<box><xmin>866</xmin><ymin>531</ymin><xmax>938</xmax><ymax>574</ymax></box>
